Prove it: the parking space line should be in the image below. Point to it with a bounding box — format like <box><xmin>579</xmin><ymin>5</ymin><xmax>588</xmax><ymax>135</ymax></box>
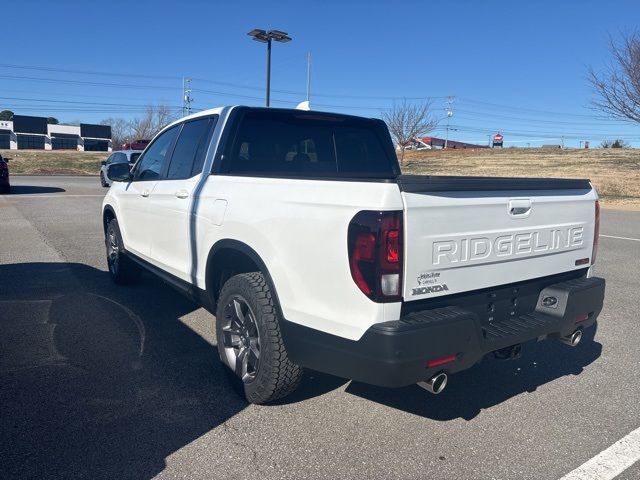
<box><xmin>559</xmin><ymin>426</ymin><xmax>640</xmax><ymax>480</ymax></box>
<box><xmin>600</xmin><ymin>234</ymin><xmax>640</xmax><ymax>243</ymax></box>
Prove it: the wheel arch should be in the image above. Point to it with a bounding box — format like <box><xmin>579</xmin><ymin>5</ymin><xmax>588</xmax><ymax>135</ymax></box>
<box><xmin>205</xmin><ymin>239</ymin><xmax>282</xmax><ymax>313</ymax></box>
<box><xmin>102</xmin><ymin>205</ymin><xmax>116</xmax><ymax>234</ymax></box>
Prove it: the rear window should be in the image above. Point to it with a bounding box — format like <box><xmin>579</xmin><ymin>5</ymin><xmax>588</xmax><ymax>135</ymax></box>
<box><xmin>223</xmin><ymin>109</ymin><xmax>398</xmax><ymax>178</ymax></box>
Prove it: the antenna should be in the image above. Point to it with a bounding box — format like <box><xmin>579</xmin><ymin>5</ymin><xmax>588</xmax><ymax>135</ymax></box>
<box><xmin>306</xmin><ymin>52</ymin><xmax>312</xmax><ymax>103</ymax></box>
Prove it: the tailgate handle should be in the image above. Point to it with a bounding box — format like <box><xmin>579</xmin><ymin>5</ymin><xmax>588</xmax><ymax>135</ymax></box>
<box><xmin>509</xmin><ymin>199</ymin><xmax>531</xmax><ymax>217</ymax></box>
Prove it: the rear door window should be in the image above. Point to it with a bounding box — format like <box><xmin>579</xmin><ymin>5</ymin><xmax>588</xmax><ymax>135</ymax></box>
<box><xmin>222</xmin><ymin>110</ymin><xmax>397</xmax><ymax>178</ymax></box>
<box><xmin>166</xmin><ymin>117</ymin><xmax>216</xmax><ymax>180</ymax></box>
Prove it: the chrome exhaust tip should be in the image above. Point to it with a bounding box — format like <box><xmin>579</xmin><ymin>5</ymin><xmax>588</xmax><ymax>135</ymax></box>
<box><xmin>418</xmin><ymin>372</ymin><xmax>448</xmax><ymax>395</ymax></box>
<box><xmin>560</xmin><ymin>329</ymin><xmax>583</xmax><ymax>347</ymax></box>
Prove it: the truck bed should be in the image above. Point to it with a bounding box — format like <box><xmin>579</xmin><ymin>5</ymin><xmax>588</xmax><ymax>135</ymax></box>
<box><xmin>396</xmin><ymin>174</ymin><xmax>598</xmax><ymax>302</ymax></box>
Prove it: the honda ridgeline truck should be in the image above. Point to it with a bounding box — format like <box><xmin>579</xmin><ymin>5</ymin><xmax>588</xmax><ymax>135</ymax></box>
<box><xmin>102</xmin><ymin>106</ymin><xmax>605</xmax><ymax>404</ymax></box>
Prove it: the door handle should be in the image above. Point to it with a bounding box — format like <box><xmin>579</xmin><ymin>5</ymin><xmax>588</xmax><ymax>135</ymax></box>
<box><xmin>508</xmin><ymin>198</ymin><xmax>532</xmax><ymax>217</ymax></box>
<box><xmin>175</xmin><ymin>189</ymin><xmax>189</xmax><ymax>199</ymax></box>
<box><xmin>141</xmin><ymin>189</ymin><xmax>150</xmax><ymax>197</ymax></box>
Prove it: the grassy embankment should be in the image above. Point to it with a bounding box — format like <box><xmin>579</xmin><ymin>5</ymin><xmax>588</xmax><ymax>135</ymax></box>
<box><xmin>3</xmin><ymin>147</ymin><xmax>639</xmax><ymax>209</ymax></box>
<box><xmin>402</xmin><ymin>148</ymin><xmax>640</xmax><ymax>209</ymax></box>
<box><xmin>0</xmin><ymin>150</ymin><xmax>106</xmax><ymax>176</ymax></box>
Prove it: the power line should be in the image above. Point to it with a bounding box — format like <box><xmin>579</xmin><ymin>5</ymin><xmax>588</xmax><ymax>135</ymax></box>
<box><xmin>454</xmin><ymin>111</ymin><xmax>628</xmax><ymax>127</ymax></box>
<box><xmin>0</xmin><ymin>74</ymin><xmax>178</xmax><ymax>91</ymax></box>
<box><xmin>1</xmin><ymin>63</ymin><xmax>637</xmax><ymax>138</ymax></box>
<box><xmin>0</xmin><ymin>63</ymin><xmax>181</xmax><ymax>81</ymax></box>
<box><xmin>458</xmin><ymin>96</ymin><xmax>611</xmax><ymax>119</ymax></box>
<box><xmin>0</xmin><ymin>62</ymin><xmax>448</xmax><ymax>101</ymax></box>
<box><xmin>0</xmin><ymin>95</ymin><xmax>181</xmax><ymax>109</ymax></box>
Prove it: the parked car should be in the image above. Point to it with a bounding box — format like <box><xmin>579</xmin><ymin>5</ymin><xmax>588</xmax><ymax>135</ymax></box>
<box><xmin>0</xmin><ymin>154</ymin><xmax>9</xmax><ymax>193</ymax></box>
<box><xmin>102</xmin><ymin>106</ymin><xmax>605</xmax><ymax>404</ymax></box>
<box><xmin>100</xmin><ymin>150</ymin><xmax>143</xmax><ymax>187</ymax></box>
<box><xmin>122</xmin><ymin>139</ymin><xmax>150</xmax><ymax>150</ymax></box>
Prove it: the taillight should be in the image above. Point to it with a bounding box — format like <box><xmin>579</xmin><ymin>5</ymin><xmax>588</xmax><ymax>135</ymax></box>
<box><xmin>348</xmin><ymin>210</ymin><xmax>403</xmax><ymax>302</ymax></box>
<box><xmin>592</xmin><ymin>200</ymin><xmax>600</xmax><ymax>265</ymax></box>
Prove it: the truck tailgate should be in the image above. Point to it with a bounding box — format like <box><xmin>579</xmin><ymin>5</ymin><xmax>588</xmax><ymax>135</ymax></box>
<box><xmin>398</xmin><ymin>175</ymin><xmax>598</xmax><ymax>302</ymax></box>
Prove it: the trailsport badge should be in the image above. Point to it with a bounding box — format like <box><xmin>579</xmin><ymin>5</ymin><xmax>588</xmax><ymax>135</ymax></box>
<box><xmin>413</xmin><ymin>272</ymin><xmax>449</xmax><ymax>296</ymax></box>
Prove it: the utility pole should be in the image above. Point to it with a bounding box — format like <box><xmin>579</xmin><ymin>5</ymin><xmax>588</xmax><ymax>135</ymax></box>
<box><xmin>444</xmin><ymin>96</ymin><xmax>454</xmax><ymax>149</ymax></box>
<box><xmin>182</xmin><ymin>77</ymin><xmax>193</xmax><ymax>116</ymax></box>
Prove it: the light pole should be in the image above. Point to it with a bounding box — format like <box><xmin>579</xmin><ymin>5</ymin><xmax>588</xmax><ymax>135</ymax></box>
<box><xmin>247</xmin><ymin>29</ymin><xmax>292</xmax><ymax>107</ymax></box>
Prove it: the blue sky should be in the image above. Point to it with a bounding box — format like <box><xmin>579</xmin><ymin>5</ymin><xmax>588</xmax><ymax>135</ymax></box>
<box><xmin>3</xmin><ymin>0</ymin><xmax>640</xmax><ymax>146</ymax></box>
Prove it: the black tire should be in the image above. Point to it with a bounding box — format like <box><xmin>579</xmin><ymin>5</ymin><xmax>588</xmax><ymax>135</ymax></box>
<box><xmin>0</xmin><ymin>185</ymin><xmax>9</xmax><ymax>194</ymax></box>
<box><xmin>100</xmin><ymin>172</ymin><xmax>109</xmax><ymax>187</ymax></box>
<box><xmin>105</xmin><ymin>218</ymin><xmax>140</xmax><ymax>285</ymax></box>
<box><xmin>216</xmin><ymin>272</ymin><xmax>303</xmax><ymax>404</ymax></box>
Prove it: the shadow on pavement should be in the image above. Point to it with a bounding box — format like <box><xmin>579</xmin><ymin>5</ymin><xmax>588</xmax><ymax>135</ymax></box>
<box><xmin>0</xmin><ymin>262</ymin><xmax>605</xmax><ymax>478</ymax></box>
<box><xmin>5</xmin><ymin>185</ymin><xmax>66</xmax><ymax>195</ymax></box>
<box><xmin>345</xmin><ymin>324</ymin><xmax>602</xmax><ymax>421</ymax></box>
<box><xmin>0</xmin><ymin>262</ymin><xmax>246</xmax><ymax>480</ymax></box>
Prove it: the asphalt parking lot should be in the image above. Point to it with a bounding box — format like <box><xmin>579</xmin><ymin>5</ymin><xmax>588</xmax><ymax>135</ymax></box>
<box><xmin>1</xmin><ymin>175</ymin><xmax>639</xmax><ymax>480</ymax></box>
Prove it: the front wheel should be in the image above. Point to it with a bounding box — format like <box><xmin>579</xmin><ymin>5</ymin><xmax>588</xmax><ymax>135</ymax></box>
<box><xmin>100</xmin><ymin>172</ymin><xmax>109</xmax><ymax>187</ymax></box>
<box><xmin>216</xmin><ymin>272</ymin><xmax>302</xmax><ymax>404</ymax></box>
<box><xmin>105</xmin><ymin>218</ymin><xmax>140</xmax><ymax>284</ymax></box>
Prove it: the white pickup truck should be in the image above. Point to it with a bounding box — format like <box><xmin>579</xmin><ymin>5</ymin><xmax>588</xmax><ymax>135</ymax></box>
<box><xmin>102</xmin><ymin>106</ymin><xmax>605</xmax><ymax>404</ymax></box>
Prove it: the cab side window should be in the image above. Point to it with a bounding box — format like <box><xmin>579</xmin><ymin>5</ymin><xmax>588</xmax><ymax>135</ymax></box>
<box><xmin>166</xmin><ymin>117</ymin><xmax>216</xmax><ymax>180</ymax></box>
<box><xmin>133</xmin><ymin>126</ymin><xmax>179</xmax><ymax>181</ymax></box>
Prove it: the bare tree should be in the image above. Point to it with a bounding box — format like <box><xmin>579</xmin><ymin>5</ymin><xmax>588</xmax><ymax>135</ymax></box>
<box><xmin>101</xmin><ymin>117</ymin><xmax>132</xmax><ymax>149</ymax></box>
<box><xmin>129</xmin><ymin>105</ymin><xmax>175</xmax><ymax>140</ymax></box>
<box><xmin>589</xmin><ymin>33</ymin><xmax>640</xmax><ymax>123</ymax></box>
<box><xmin>382</xmin><ymin>101</ymin><xmax>438</xmax><ymax>165</ymax></box>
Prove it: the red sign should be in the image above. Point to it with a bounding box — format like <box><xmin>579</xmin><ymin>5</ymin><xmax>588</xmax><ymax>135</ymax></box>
<box><xmin>493</xmin><ymin>133</ymin><xmax>503</xmax><ymax>141</ymax></box>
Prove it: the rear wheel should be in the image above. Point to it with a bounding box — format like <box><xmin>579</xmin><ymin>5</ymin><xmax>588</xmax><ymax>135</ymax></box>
<box><xmin>105</xmin><ymin>218</ymin><xmax>140</xmax><ymax>284</ymax></box>
<box><xmin>216</xmin><ymin>272</ymin><xmax>302</xmax><ymax>404</ymax></box>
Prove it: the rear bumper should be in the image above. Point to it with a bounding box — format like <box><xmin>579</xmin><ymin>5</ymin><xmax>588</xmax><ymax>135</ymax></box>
<box><xmin>281</xmin><ymin>276</ymin><xmax>605</xmax><ymax>387</ymax></box>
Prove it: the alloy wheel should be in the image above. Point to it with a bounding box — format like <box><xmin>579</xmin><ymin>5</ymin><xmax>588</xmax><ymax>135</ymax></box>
<box><xmin>106</xmin><ymin>228</ymin><xmax>119</xmax><ymax>274</ymax></box>
<box><xmin>221</xmin><ymin>296</ymin><xmax>261</xmax><ymax>383</ymax></box>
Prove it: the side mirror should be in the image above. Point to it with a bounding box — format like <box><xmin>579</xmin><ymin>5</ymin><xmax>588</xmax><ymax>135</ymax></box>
<box><xmin>100</xmin><ymin>160</ymin><xmax>107</xmax><ymax>166</ymax></box>
<box><xmin>107</xmin><ymin>162</ymin><xmax>132</xmax><ymax>182</ymax></box>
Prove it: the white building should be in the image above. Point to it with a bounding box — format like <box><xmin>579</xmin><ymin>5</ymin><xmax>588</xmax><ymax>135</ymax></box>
<box><xmin>0</xmin><ymin>115</ymin><xmax>112</xmax><ymax>152</ymax></box>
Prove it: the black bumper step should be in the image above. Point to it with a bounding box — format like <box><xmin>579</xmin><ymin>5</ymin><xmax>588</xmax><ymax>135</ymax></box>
<box><xmin>281</xmin><ymin>276</ymin><xmax>605</xmax><ymax>388</ymax></box>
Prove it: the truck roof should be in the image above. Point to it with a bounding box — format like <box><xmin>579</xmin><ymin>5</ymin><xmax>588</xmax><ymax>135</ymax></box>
<box><xmin>164</xmin><ymin>106</ymin><xmax>379</xmax><ymax>132</ymax></box>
